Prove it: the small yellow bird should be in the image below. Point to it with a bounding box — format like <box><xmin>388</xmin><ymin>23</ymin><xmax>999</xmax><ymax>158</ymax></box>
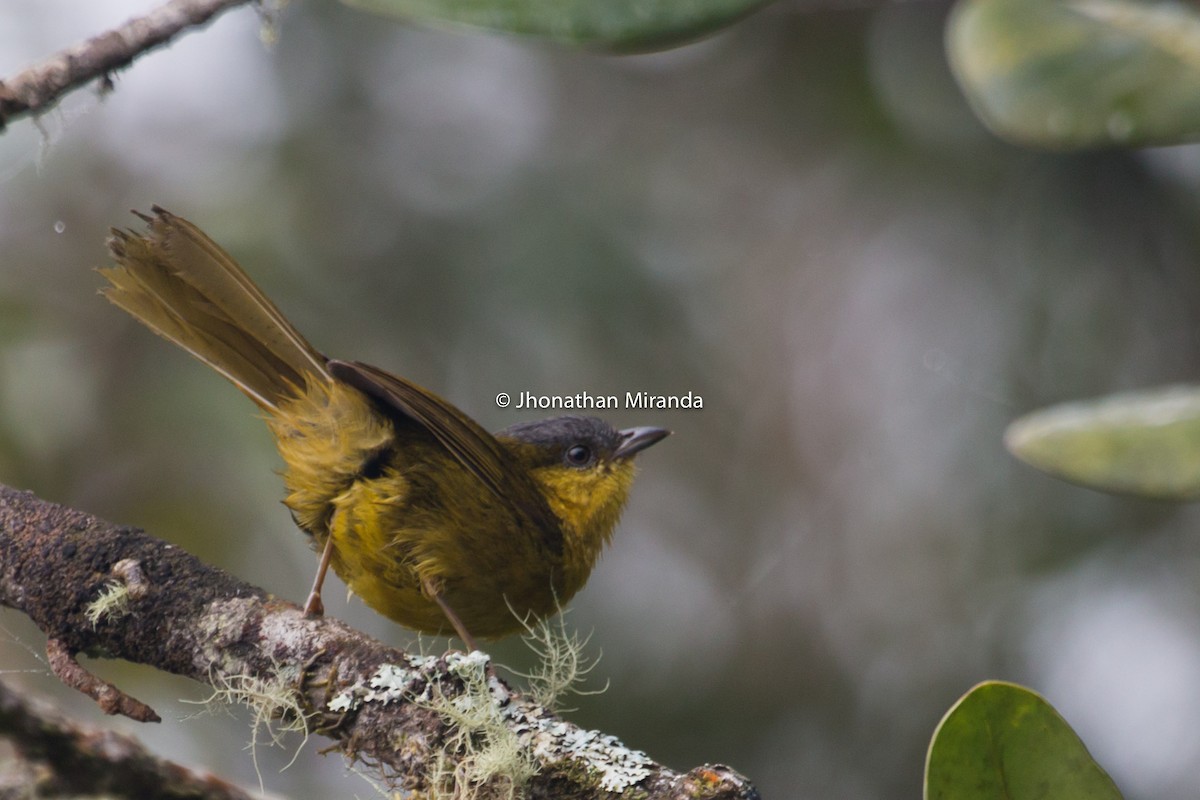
<box><xmin>101</xmin><ymin>207</ymin><xmax>669</xmax><ymax>649</ymax></box>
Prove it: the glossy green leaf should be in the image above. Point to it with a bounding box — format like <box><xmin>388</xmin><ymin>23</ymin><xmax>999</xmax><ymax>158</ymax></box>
<box><xmin>947</xmin><ymin>0</ymin><xmax>1200</xmax><ymax>148</ymax></box>
<box><xmin>340</xmin><ymin>0</ymin><xmax>774</xmax><ymax>50</ymax></box>
<box><xmin>926</xmin><ymin>681</ymin><xmax>1122</xmax><ymax>800</ymax></box>
<box><xmin>1006</xmin><ymin>385</ymin><xmax>1200</xmax><ymax>499</ymax></box>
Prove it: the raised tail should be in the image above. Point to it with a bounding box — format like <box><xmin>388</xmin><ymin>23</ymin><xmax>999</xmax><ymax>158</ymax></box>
<box><xmin>100</xmin><ymin>207</ymin><xmax>330</xmax><ymax>411</ymax></box>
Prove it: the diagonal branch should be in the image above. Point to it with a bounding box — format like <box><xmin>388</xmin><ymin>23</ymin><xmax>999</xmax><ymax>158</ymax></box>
<box><xmin>0</xmin><ymin>678</ymin><xmax>259</xmax><ymax>800</ymax></box>
<box><xmin>0</xmin><ymin>0</ymin><xmax>254</xmax><ymax>131</ymax></box>
<box><xmin>0</xmin><ymin>483</ymin><xmax>759</xmax><ymax>800</ymax></box>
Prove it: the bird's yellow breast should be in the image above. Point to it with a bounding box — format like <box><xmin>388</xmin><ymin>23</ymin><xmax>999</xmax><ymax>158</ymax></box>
<box><xmin>527</xmin><ymin>459</ymin><xmax>638</xmax><ymax>592</ymax></box>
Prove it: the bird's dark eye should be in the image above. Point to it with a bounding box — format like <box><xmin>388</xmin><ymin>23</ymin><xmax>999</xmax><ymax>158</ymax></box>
<box><xmin>565</xmin><ymin>444</ymin><xmax>593</xmax><ymax>467</ymax></box>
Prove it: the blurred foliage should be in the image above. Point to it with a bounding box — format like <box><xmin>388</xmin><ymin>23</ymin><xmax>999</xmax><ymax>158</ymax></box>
<box><xmin>1007</xmin><ymin>386</ymin><xmax>1200</xmax><ymax>500</ymax></box>
<box><xmin>342</xmin><ymin>0</ymin><xmax>775</xmax><ymax>50</ymax></box>
<box><xmin>926</xmin><ymin>682</ymin><xmax>1123</xmax><ymax>800</ymax></box>
<box><xmin>2</xmin><ymin>1</ymin><xmax>1200</xmax><ymax>799</ymax></box>
<box><xmin>947</xmin><ymin>0</ymin><xmax>1200</xmax><ymax>149</ymax></box>
<box><xmin>337</xmin><ymin>0</ymin><xmax>1200</xmax><ymax>150</ymax></box>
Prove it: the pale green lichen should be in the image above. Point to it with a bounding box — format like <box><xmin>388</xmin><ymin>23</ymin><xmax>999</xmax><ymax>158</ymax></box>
<box><xmin>422</xmin><ymin>650</ymin><xmax>538</xmax><ymax>800</ymax></box>
<box><xmin>328</xmin><ymin>623</ymin><xmax>649</xmax><ymax>797</ymax></box>
<box><xmin>505</xmin><ymin>615</ymin><xmax>650</xmax><ymax>792</ymax></box>
<box><xmin>328</xmin><ymin>656</ymin><xmax>436</xmax><ymax>712</ymax></box>
<box><xmin>510</xmin><ymin>611</ymin><xmax>606</xmax><ymax>711</ymax></box>
<box><xmin>529</xmin><ymin>720</ymin><xmax>653</xmax><ymax>793</ymax></box>
<box><xmin>182</xmin><ymin>662</ymin><xmax>308</xmax><ymax>792</ymax></box>
<box><xmin>84</xmin><ymin>581</ymin><xmax>130</xmax><ymax>628</ymax></box>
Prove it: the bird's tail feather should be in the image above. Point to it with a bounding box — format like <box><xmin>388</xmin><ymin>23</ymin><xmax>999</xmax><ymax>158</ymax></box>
<box><xmin>100</xmin><ymin>206</ymin><xmax>329</xmax><ymax>411</ymax></box>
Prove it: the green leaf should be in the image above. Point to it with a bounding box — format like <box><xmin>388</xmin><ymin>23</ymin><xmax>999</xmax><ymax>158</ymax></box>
<box><xmin>340</xmin><ymin>0</ymin><xmax>774</xmax><ymax>50</ymax></box>
<box><xmin>1006</xmin><ymin>385</ymin><xmax>1200</xmax><ymax>499</ymax></box>
<box><xmin>946</xmin><ymin>0</ymin><xmax>1200</xmax><ymax>148</ymax></box>
<box><xmin>926</xmin><ymin>681</ymin><xmax>1123</xmax><ymax>800</ymax></box>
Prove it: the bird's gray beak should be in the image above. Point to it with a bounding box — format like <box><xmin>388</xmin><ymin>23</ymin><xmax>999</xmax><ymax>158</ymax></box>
<box><xmin>614</xmin><ymin>426</ymin><xmax>671</xmax><ymax>459</ymax></box>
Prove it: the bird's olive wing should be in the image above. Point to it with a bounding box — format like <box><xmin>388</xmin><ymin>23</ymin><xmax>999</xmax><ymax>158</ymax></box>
<box><xmin>327</xmin><ymin>359</ymin><xmax>561</xmax><ymax>540</ymax></box>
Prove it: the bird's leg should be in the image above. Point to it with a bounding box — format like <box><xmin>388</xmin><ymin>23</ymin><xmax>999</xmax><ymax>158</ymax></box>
<box><xmin>303</xmin><ymin>537</ymin><xmax>335</xmax><ymax>617</ymax></box>
<box><xmin>423</xmin><ymin>577</ymin><xmax>480</xmax><ymax>652</ymax></box>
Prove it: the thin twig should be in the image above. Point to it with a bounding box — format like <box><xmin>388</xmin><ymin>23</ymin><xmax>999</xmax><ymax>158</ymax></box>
<box><xmin>45</xmin><ymin>638</ymin><xmax>160</xmax><ymax>723</ymax></box>
<box><xmin>0</xmin><ymin>0</ymin><xmax>253</xmax><ymax>130</ymax></box>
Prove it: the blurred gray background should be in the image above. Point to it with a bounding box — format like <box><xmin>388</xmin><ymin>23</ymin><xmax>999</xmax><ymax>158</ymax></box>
<box><xmin>4</xmin><ymin>1</ymin><xmax>1200</xmax><ymax>798</ymax></box>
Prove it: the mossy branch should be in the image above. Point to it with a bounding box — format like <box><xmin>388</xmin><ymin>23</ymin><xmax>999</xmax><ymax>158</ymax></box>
<box><xmin>0</xmin><ymin>483</ymin><xmax>758</xmax><ymax>800</ymax></box>
<box><xmin>0</xmin><ymin>0</ymin><xmax>253</xmax><ymax>131</ymax></box>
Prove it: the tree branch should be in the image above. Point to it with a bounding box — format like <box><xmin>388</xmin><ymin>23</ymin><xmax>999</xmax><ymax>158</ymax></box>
<box><xmin>0</xmin><ymin>483</ymin><xmax>759</xmax><ymax>799</ymax></box>
<box><xmin>0</xmin><ymin>0</ymin><xmax>253</xmax><ymax>131</ymax></box>
<box><xmin>0</xmin><ymin>678</ymin><xmax>258</xmax><ymax>800</ymax></box>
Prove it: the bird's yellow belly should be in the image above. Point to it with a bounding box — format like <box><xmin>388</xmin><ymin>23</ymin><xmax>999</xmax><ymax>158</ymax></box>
<box><xmin>324</xmin><ymin>472</ymin><xmax>569</xmax><ymax>639</ymax></box>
